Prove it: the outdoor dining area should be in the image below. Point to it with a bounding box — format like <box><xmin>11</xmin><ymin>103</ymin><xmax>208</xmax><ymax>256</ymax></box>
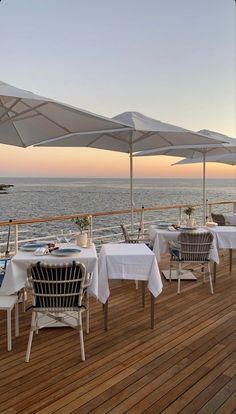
<box><xmin>0</xmin><ymin>214</ymin><xmax>235</xmax><ymax>413</ymax></box>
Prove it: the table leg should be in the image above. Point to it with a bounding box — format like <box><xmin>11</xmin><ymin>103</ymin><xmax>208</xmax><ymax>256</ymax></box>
<box><xmin>142</xmin><ymin>281</ymin><xmax>145</xmax><ymax>308</ymax></box>
<box><xmin>213</xmin><ymin>262</ymin><xmax>217</xmax><ymax>283</ymax></box>
<box><xmin>229</xmin><ymin>249</ymin><xmax>232</xmax><ymax>272</ymax></box>
<box><xmin>104</xmin><ymin>300</ymin><xmax>108</xmax><ymax>331</ymax></box>
<box><xmin>7</xmin><ymin>309</ymin><xmax>12</xmax><ymax>351</ymax></box>
<box><xmin>151</xmin><ymin>294</ymin><xmax>155</xmax><ymax>329</ymax></box>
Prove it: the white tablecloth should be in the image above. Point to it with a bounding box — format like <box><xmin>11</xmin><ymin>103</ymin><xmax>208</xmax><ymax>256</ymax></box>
<box><xmin>0</xmin><ymin>244</ymin><xmax>99</xmax><ymax>298</ymax></box>
<box><xmin>98</xmin><ymin>243</ymin><xmax>163</xmax><ymax>304</ymax></box>
<box><xmin>209</xmin><ymin>226</ymin><xmax>236</xmax><ymax>250</ymax></box>
<box><xmin>149</xmin><ymin>226</ymin><xmax>220</xmax><ymax>264</ymax></box>
<box><xmin>224</xmin><ymin>214</ymin><xmax>236</xmax><ymax>226</ymax></box>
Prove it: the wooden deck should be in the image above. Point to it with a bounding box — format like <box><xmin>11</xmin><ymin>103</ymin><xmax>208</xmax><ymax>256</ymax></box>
<box><xmin>0</xmin><ymin>252</ymin><xmax>235</xmax><ymax>414</ymax></box>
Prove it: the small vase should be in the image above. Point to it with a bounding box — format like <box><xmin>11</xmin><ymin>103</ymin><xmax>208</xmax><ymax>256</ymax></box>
<box><xmin>76</xmin><ymin>233</ymin><xmax>88</xmax><ymax>247</ymax></box>
<box><xmin>187</xmin><ymin>217</ymin><xmax>195</xmax><ymax>227</ymax></box>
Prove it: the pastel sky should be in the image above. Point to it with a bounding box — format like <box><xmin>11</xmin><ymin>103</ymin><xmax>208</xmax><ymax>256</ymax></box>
<box><xmin>0</xmin><ymin>0</ymin><xmax>235</xmax><ymax>178</ymax></box>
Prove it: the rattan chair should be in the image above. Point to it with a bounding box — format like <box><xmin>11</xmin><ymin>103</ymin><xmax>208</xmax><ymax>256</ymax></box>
<box><xmin>25</xmin><ymin>261</ymin><xmax>92</xmax><ymax>362</ymax></box>
<box><xmin>169</xmin><ymin>232</ymin><xmax>214</xmax><ymax>294</ymax></box>
<box><xmin>120</xmin><ymin>224</ymin><xmax>152</xmax><ymax>248</ymax></box>
<box><xmin>211</xmin><ymin>213</ymin><xmax>226</xmax><ymax>226</ymax></box>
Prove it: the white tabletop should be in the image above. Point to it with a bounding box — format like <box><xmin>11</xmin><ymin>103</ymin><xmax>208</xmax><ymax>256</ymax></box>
<box><xmin>209</xmin><ymin>226</ymin><xmax>236</xmax><ymax>250</ymax></box>
<box><xmin>98</xmin><ymin>243</ymin><xmax>163</xmax><ymax>304</ymax></box>
<box><xmin>0</xmin><ymin>243</ymin><xmax>98</xmax><ymax>298</ymax></box>
<box><xmin>149</xmin><ymin>226</ymin><xmax>220</xmax><ymax>264</ymax></box>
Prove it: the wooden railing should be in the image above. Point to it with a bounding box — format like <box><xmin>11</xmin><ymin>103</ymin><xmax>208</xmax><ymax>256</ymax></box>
<box><xmin>0</xmin><ymin>200</ymin><xmax>235</xmax><ymax>255</ymax></box>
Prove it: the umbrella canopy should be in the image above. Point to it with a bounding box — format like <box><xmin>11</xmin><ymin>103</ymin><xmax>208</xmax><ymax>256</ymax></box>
<box><xmin>135</xmin><ymin>129</ymin><xmax>235</xmax><ymax>222</ymax></box>
<box><xmin>37</xmin><ymin>112</ymin><xmax>224</xmax><ymax>228</ymax></box>
<box><xmin>0</xmin><ymin>81</ymin><xmax>129</xmax><ymax>147</ymax></box>
<box><xmin>174</xmin><ymin>152</ymin><xmax>236</xmax><ymax>166</ymax></box>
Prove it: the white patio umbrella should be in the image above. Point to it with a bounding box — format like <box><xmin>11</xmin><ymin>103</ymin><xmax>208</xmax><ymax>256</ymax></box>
<box><xmin>37</xmin><ymin>112</ymin><xmax>224</xmax><ymax>229</ymax></box>
<box><xmin>0</xmin><ymin>81</ymin><xmax>129</xmax><ymax>147</ymax></box>
<box><xmin>135</xmin><ymin>130</ymin><xmax>235</xmax><ymax>222</ymax></box>
<box><xmin>174</xmin><ymin>149</ymin><xmax>236</xmax><ymax>166</ymax></box>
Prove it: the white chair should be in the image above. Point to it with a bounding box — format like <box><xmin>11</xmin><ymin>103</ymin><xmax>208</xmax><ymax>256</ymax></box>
<box><xmin>169</xmin><ymin>232</ymin><xmax>214</xmax><ymax>294</ymax></box>
<box><xmin>25</xmin><ymin>261</ymin><xmax>92</xmax><ymax>362</ymax></box>
<box><xmin>0</xmin><ymin>295</ymin><xmax>19</xmax><ymax>351</ymax></box>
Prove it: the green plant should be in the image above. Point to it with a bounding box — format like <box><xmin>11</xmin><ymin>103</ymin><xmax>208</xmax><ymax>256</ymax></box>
<box><xmin>184</xmin><ymin>206</ymin><xmax>195</xmax><ymax>218</ymax></box>
<box><xmin>72</xmin><ymin>216</ymin><xmax>90</xmax><ymax>234</ymax></box>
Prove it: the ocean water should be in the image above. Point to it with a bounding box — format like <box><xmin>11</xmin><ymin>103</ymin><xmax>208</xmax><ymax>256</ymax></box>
<box><xmin>0</xmin><ymin>177</ymin><xmax>235</xmax><ymax>242</ymax></box>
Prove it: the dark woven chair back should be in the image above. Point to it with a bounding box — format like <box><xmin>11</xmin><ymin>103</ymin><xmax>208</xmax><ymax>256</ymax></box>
<box><xmin>29</xmin><ymin>261</ymin><xmax>86</xmax><ymax>311</ymax></box>
<box><xmin>178</xmin><ymin>232</ymin><xmax>213</xmax><ymax>262</ymax></box>
<box><xmin>211</xmin><ymin>213</ymin><xmax>226</xmax><ymax>226</ymax></box>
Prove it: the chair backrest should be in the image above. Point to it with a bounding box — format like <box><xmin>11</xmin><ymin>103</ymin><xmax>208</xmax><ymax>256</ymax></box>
<box><xmin>120</xmin><ymin>224</ymin><xmax>141</xmax><ymax>243</ymax></box>
<box><xmin>177</xmin><ymin>232</ymin><xmax>213</xmax><ymax>262</ymax></box>
<box><xmin>28</xmin><ymin>261</ymin><xmax>88</xmax><ymax>311</ymax></box>
<box><xmin>211</xmin><ymin>213</ymin><xmax>225</xmax><ymax>226</ymax></box>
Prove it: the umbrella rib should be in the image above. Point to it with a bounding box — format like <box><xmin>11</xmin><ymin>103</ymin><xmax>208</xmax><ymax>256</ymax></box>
<box><xmin>21</xmin><ymin>101</ymin><xmax>71</xmax><ymax>133</ymax></box>
<box><xmin>0</xmin><ymin>102</ymin><xmax>47</xmax><ymax>125</ymax></box>
<box><xmin>0</xmin><ymin>98</ymin><xmax>21</xmax><ymax>121</ymax></box>
<box><xmin>87</xmin><ymin>130</ymin><xmax>130</xmax><ymax>148</ymax></box>
<box><xmin>0</xmin><ymin>98</ymin><xmax>26</xmax><ymax>147</ymax></box>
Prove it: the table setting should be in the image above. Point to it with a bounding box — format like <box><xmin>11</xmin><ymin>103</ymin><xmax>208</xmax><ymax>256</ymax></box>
<box><xmin>0</xmin><ymin>240</ymin><xmax>99</xmax><ymax>299</ymax></box>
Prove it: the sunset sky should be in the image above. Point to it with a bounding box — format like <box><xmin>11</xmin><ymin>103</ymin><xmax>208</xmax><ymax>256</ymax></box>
<box><xmin>0</xmin><ymin>0</ymin><xmax>235</xmax><ymax>179</ymax></box>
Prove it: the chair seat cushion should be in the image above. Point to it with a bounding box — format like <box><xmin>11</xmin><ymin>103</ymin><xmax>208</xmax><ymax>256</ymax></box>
<box><xmin>170</xmin><ymin>248</ymin><xmax>180</xmax><ymax>259</ymax></box>
<box><xmin>0</xmin><ymin>272</ymin><xmax>5</xmax><ymax>287</ymax></box>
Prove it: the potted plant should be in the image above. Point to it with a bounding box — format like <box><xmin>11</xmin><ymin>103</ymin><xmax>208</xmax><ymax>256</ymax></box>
<box><xmin>184</xmin><ymin>206</ymin><xmax>195</xmax><ymax>227</ymax></box>
<box><xmin>72</xmin><ymin>216</ymin><xmax>90</xmax><ymax>246</ymax></box>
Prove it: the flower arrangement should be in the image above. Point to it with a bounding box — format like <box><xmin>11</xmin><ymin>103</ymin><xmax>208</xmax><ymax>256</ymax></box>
<box><xmin>71</xmin><ymin>216</ymin><xmax>90</xmax><ymax>234</ymax></box>
<box><xmin>184</xmin><ymin>206</ymin><xmax>195</xmax><ymax>218</ymax></box>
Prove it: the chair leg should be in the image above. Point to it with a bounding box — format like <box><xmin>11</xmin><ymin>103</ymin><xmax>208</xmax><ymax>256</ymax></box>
<box><xmin>79</xmin><ymin>313</ymin><xmax>85</xmax><ymax>361</ymax></box>
<box><xmin>86</xmin><ymin>291</ymin><xmax>89</xmax><ymax>334</ymax></box>
<box><xmin>7</xmin><ymin>309</ymin><xmax>12</xmax><ymax>351</ymax></box>
<box><xmin>15</xmin><ymin>301</ymin><xmax>19</xmax><ymax>337</ymax></box>
<box><xmin>177</xmin><ymin>264</ymin><xmax>181</xmax><ymax>294</ymax></box>
<box><xmin>142</xmin><ymin>281</ymin><xmax>145</xmax><ymax>307</ymax></box>
<box><xmin>229</xmin><ymin>249</ymin><xmax>232</xmax><ymax>272</ymax></box>
<box><xmin>35</xmin><ymin>311</ymin><xmax>39</xmax><ymax>334</ymax></box>
<box><xmin>202</xmin><ymin>266</ymin><xmax>205</xmax><ymax>283</ymax></box>
<box><xmin>169</xmin><ymin>262</ymin><xmax>172</xmax><ymax>285</ymax></box>
<box><xmin>208</xmin><ymin>263</ymin><xmax>214</xmax><ymax>294</ymax></box>
<box><xmin>25</xmin><ymin>312</ymin><xmax>36</xmax><ymax>362</ymax></box>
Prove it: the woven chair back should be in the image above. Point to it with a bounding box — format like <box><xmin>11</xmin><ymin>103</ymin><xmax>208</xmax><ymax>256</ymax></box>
<box><xmin>178</xmin><ymin>232</ymin><xmax>213</xmax><ymax>262</ymax></box>
<box><xmin>29</xmin><ymin>261</ymin><xmax>87</xmax><ymax>311</ymax></box>
<box><xmin>120</xmin><ymin>224</ymin><xmax>141</xmax><ymax>243</ymax></box>
<box><xmin>211</xmin><ymin>213</ymin><xmax>226</xmax><ymax>226</ymax></box>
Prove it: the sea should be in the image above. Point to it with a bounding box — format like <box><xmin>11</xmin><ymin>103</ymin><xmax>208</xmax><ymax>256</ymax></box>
<box><xmin>0</xmin><ymin>177</ymin><xmax>235</xmax><ymax>243</ymax></box>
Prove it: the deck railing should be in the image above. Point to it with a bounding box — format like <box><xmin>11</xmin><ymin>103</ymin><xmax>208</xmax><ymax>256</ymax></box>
<box><xmin>0</xmin><ymin>200</ymin><xmax>235</xmax><ymax>256</ymax></box>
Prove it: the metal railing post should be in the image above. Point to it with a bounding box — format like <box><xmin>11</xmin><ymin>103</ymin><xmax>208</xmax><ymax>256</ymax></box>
<box><xmin>178</xmin><ymin>207</ymin><xmax>182</xmax><ymax>225</ymax></box>
<box><xmin>209</xmin><ymin>204</ymin><xmax>212</xmax><ymax>218</ymax></box>
<box><xmin>89</xmin><ymin>216</ymin><xmax>93</xmax><ymax>240</ymax></box>
<box><xmin>15</xmin><ymin>224</ymin><xmax>19</xmax><ymax>253</ymax></box>
<box><xmin>140</xmin><ymin>206</ymin><xmax>144</xmax><ymax>235</ymax></box>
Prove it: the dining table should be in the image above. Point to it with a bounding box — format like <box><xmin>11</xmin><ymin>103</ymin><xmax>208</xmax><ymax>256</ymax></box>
<box><xmin>0</xmin><ymin>243</ymin><xmax>99</xmax><ymax>299</ymax></box>
<box><xmin>149</xmin><ymin>226</ymin><xmax>219</xmax><ymax>263</ymax></box>
<box><xmin>209</xmin><ymin>226</ymin><xmax>236</xmax><ymax>280</ymax></box>
<box><xmin>149</xmin><ymin>225</ymin><xmax>235</xmax><ymax>282</ymax></box>
<box><xmin>98</xmin><ymin>243</ymin><xmax>163</xmax><ymax>329</ymax></box>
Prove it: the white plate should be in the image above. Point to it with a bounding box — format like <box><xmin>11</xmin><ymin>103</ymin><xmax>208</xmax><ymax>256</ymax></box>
<box><xmin>20</xmin><ymin>242</ymin><xmax>49</xmax><ymax>252</ymax></box>
<box><xmin>157</xmin><ymin>222</ymin><xmax>172</xmax><ymax>228</ymax></box>
<box><xmin>50</xmin><ymin>248</ymin><xmax>81</xmax><ymax>257</ymax></box>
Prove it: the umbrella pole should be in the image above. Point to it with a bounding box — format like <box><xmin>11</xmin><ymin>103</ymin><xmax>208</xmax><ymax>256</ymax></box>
<box><xmin>129</xmin><ymin>133</ymin><xmax>134</xmax><ymax>232</ymax></box>
<box><xmin>4</xmin><ymin>219</ymin><xmax>12</xmax><ymax>271</ymax></box>
<box><xmin>203</xmin><ymin>153</ymin><xmax>206</xmax><ymax>224</ymax></box>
